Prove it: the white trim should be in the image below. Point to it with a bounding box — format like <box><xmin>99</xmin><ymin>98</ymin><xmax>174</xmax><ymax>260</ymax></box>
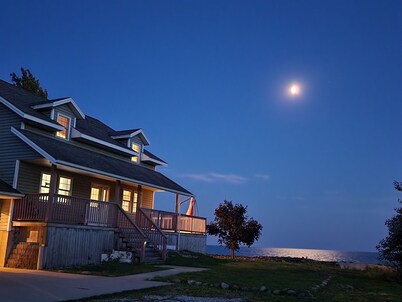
<box><xmin>111</xmin><ymin>129</ymin><xmax>150</xmax><ymax>145</ymax></box>
<box><xmin>141</xmin><ymin>153</ymin><xmax>167</xmax><ymax>166</ymax></box>
<box><xmin>11</xmin><ymin>127</ymin><xmax>57</xmax><ymax>163</ymax></box>
<box><xmin>50</xmin><ymin>108</ymin><xmax>55</xmax><ymax>120</ymax></box>
<box><xmin>7</xmin><ymin>200</ymin><xmax>14</xmax><ymax>231</ymax></box>
<box><xmin>0</xmin><ymin>96</ymin><xmax>64</xmax><ymax>130</ymax></box>
<box><xmin>32</xmin><ymin>97</ymin><xmax>85</xmax><ymax>119</ymax></box>
<box><xmin>20</xmin><ymin>122</ymin><xmax>25</xmax><ymax>129</ymax></box>
<box><xmin>13</xmin><ymin>160</ymin><xmax>20</xmax><ymax>189</ymax></box>
<box><xmin>71</xmin><ymin>129</ymin><xmax>137</xmax><ymax>156</ymax></box>
<box><xmin>56</xmin><ymin>160</ymin><xmax>193</xmax><ymax>197</ymax></box>
<box><xmin>0</xmin><ymin>192</ymin><xmax>24</xmax><ymax>198</ymax></box>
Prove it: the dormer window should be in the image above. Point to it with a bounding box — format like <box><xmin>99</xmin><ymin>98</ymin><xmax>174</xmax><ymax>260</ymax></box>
<box><xmin>56</xmin><ymin>114</ymin><xmax>71</xmax><ymax>140</ymax></box>
<box><xmin>131</xmin><ymin>142</ymin><xmax>141</xmax><ymax>163</ymax></box>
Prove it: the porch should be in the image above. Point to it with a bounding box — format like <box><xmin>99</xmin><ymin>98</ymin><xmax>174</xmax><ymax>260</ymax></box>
<box><xmin>9</xmin><ymin>193</ymin><xmax>206</xmax><ymax>268</ymax></box>
<box><xmin>12</xmin><ymin>194</ymin><xmax>206</xmax><ymax>235</ymax></box>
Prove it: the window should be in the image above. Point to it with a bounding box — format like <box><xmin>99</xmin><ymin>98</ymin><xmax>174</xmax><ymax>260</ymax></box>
<box><xmin>90</xmin><ymin>184</ymin><xmax>110</xmax><ymax>201</ymax></box>
<box><xmin>122</xmin><ymin>189</ymin><xmax>137</xmax><ymax>213</ymax></box>
<box><xmin>40</xmin><ymin>173</ymin><xmax>51</xmax><ymax>193</ymax></box>
<box><xmin>56</xmin><ymin>114</ymin><xmax>71</xmax><ymax>139</ymax></box>
<box><xmin>130</xmin><ymin>143</ymin><xmax>141</xmax><ymax>163</ymax></box>
<box><xmin>58</xmin><ymin>176</ymin><xmax>72</xmax><ymax>196</ymax></box>
<box><xmin>131</xmin><ymin>143</ymin><xmax>140</xmax><ymax>153</ymax></box>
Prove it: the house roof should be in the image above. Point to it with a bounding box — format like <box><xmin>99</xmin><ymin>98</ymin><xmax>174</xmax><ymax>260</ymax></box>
<box><xmin>0</xmin><ymin>80</ymin><xmax>63</xmax><ymax>130</ymax></box>
<box><xmin>0</xmin><ymin>79</ymin><xmax>166</xmax><ymax>167</ymax></box>
<box><xmin>109</xmin><ymin>129</ymin><xmax>150</xmax><ymax>145</ymax></box>
<box><xmin>13</xmin><ymin>128</ymin><xmax>192</xmax><ymax>196</ymax></box>
<box><xmin>75</xmin><ymin>115</ymin><xmax>131</xmax><ymax>150</ymax></box>
<box><xmin>0</xmin><ymin>178</ymin><xmax>24</xmax><ymax>198</ymax></box>
<box><xmin>31</xmin><ymin>97</ymin><xmax>85</xmax><ymax>119</ymax></box>
<box><xmin>142</xmin><ymin>150</ymin><xmax>167</xmax><ymax>166</ymax></box>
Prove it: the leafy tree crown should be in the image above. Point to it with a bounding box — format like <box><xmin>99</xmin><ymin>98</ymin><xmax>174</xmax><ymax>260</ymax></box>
<box><xmin>377</xmin><ymin>181</ymin><xmax>402</xmax><ymax>279</ymax></box>
<box><xmin>207</xmin><ymin>200</ymin><xmax>262</xmax><ymax>258</ymax></box>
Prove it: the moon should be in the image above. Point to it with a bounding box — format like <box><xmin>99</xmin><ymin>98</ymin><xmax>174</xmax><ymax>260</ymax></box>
<box><xmin>289</xmin><ymin>84</ymin><xmax>301</xmax><ymax>96</ymax></box>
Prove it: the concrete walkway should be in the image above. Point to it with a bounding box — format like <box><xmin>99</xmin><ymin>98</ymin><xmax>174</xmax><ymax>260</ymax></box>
<box><xmin>0</xmin><ymin>265</ymin><xmax>207</xmax><ymax>302</ymax></box>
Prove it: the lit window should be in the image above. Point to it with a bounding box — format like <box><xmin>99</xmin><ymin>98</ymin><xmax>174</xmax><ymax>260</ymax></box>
<box><xmin>122</xmin><ymin>189</ymin><xmax>138</xmax><ymax>213</ymax></box>
<box><xmin>122</xmin><ymin>189</ymin><xmax>131</xmax><ymax>212</ymax></box>
<box><xmin>58</xmin><ymin>176</ymin><xmax>72</xmax><ymax>196</ymax></box>
<box><xmin>131</xmin><ymin>143</ymin><xmax>140</xmax><ymax>153</ymax></box>
<box><xmin>56</xmin><ymin>114</ymin><xmax>71</xmax><ymax>139</ymax></box>
<box><xmin>90</xmin><ymin>184</ymin><xmax>109</xmax><ymax>201</ymax></box>
<box><xmin>40</xmin><ymin>173</ymin><xmax>51</xmax><ymax>193</ymax></box>
<box><xmin>131</xmin><ymin>143</ymin><xmax>141</xmax><ymax>163</ymax></box>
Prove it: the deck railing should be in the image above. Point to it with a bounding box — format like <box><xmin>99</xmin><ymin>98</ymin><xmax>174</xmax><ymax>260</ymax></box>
<box><xmin>136</xmin><ymin>208</ymin><xmax>167</xmax><ymax>260</ymax></box>
<box><xmin>141</xmin><ymin>208</ymin><xmax>206</xmax><ymax>234</ymax></box>
<box><xmin>12</xmin><ymin>194</ymin><xmax>166</xmax><ymax>261</ymax></box>
<box><xmin>13</xmin><ymin>194</ymin><xmax>118</xmax><ymax>226</ymax></box>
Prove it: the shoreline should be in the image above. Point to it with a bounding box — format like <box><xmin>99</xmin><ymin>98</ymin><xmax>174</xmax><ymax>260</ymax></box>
<box><xmin>206</xmin><ymin>253</ymin><xmax>390</xmax><ymax>270</ymax></box>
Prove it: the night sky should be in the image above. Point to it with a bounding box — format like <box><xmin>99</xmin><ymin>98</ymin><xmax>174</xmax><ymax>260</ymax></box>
<box><xmin>1</xmin><ymin>1</ymin><xmax>402</xmax><ymax>252</ymax></box>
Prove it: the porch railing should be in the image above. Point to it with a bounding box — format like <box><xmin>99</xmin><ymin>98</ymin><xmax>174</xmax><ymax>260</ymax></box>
<box><xmin>13</xmin><ymin>194</ymin><xmax>118</xmax><ymax>227</ymax></box>
<box><xmin>136</xmin><ymin>208</ymin><xmax>167</xmax><ymax>260</ymax></box>
<box><xmin>142</xmin><ymin>208</ymin><xmax>206</xmax><ymax>234</ymax></box>
<box><xmin>12</xmin><ymin>194</ymin><xmax>168</xmax><ymax>261</ymax></box>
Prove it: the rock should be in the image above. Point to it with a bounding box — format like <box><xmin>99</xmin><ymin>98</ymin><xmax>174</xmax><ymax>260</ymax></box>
<box><xmin>187</xmin><ymin>280</ymin><xmax>196</xmax><ymax>285</ymax></box>
<box><xmin>195</xmin><ymin>281</ymin><xmax>202</xmax><ymax>286</ymax></box>
<box><xmin>232</xmin><ymin>285</ymin><xmax>239</xmax><ymax>290</ymax></box>
<box><xmin>259</xmin><ymin>285</ymin><xmax>267</xmax><ymax>292</ymax></box>
<box><xmin>287</xmin><ymin>289</ymin><xmax>296</xmax><ymax>295</ymax></box>
<box><xmin>298</xmin><ymin>292</ymin><xmax>306</xmax><ymax>297</ymax></box>
<box><xmin>220</xmin><ymin>282</ymin><xmax>230</xmax><ymax>289</ymax></box>
<box><xmin>272</xmin><ymin>290</ymin><xmax>281</xmax><ymax>295</ymax></box>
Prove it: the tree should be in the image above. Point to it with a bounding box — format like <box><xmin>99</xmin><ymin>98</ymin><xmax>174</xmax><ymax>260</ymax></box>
<box><xmin>207</xmin><ymin>200</ymin><xmax>262</xmax><ymax>259</ymax></box>
<box><xmin>10</xmin><ymin>67</ymin><xmax>48</xmax><ymax>98</ymax></box>
<box><xmin>377</xmin><ymin>181</ymin><xmax>402</xmax><ymax>280</ymax></box>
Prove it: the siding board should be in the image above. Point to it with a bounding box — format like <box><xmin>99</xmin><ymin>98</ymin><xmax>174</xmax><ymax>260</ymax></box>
<box><xmin>0</xmin><ymin>103</ymin><xmax>41</xmax><ymax>187</ymax></box>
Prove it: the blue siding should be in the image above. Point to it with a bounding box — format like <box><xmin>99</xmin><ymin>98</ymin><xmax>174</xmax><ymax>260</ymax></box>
<box><xmin>0</xmin><ymin>103</ymin><xmax>41</xmax><ymax>187</ymax></box>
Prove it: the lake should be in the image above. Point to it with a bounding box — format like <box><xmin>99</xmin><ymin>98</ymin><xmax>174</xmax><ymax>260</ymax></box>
<box><xmin>206</xmin><ymin>245</ymin><xmax>381</xmax><ymax>264</ymax></box>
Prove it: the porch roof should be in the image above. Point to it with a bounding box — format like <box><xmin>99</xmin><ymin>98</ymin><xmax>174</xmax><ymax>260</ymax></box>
<box><xmin>0</xmin><ymin>179</ymin><xmax>24</xmax><ymax>198</ymax></box>
<box><xmin>13</xmin><ymin>129</ymin><xmax>193</xmax><ymax>196</ymax></box>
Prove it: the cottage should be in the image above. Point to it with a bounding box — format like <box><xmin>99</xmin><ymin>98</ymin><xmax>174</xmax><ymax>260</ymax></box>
<box><xmin>0</xmin><ymin>80</ymin><xmax>206</xmax><ymax>269</ymax></box>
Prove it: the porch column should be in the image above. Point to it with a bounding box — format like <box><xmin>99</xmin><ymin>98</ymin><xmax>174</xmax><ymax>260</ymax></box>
<box><xmin>137</xmin><ymin>185</ymin><xmax>142</xmax><ymax>212</ymax></box>
<box><xmin>114</xmin><ymin>180</ymin><xmax>121</xmax><ymax>205</ymax></box>
<box><xmin>175</xmin><ymin>194</ymin><xmax>181</xmax><ymax>250</ymax></box>
<box><xmin>45</xmin><ymin>164</ymin><xmax>58</xmax><ymax>222</ymax></box>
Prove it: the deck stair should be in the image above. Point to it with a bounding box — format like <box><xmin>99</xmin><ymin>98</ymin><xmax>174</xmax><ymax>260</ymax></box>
<box><xmin>143</xmin><ymin>243</ymin><xmax>165</xmax><ymax>264</ymax></box>
<box><xmin>6</xmin><ymin>242</ymin><xmax>39</xmax><ymax>269</ymax></box>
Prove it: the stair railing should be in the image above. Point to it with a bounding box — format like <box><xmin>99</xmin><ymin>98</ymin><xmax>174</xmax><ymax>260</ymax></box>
<box><xmin>115</xmin><ymin>205</ymin><xmax>147</xmax><ymax>262</ymax></box>
<box><xmin>136</xmin><ymin>208</ymin><xmax>168</xmax><ymax>261</ymax></box>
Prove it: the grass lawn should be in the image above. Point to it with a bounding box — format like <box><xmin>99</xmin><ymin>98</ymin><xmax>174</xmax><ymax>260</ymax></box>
<box><xmin>73</xmin><ymin>251</ymin><xmax>402</xmax><ymax>301</ymax></box>
<box><xmin>53</xmin><ymin>261</ymin><xmax>167</xmax><ymax>277</ymax></box>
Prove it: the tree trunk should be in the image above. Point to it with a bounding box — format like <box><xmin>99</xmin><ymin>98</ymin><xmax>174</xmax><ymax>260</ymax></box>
<box><xmin>231</xmin><ymin>242</ymin><xmax>235</xmax><ymax>259</ymax></box>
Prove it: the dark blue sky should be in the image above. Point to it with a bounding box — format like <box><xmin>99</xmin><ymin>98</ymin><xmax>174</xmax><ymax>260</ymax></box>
<box><xmin>1</xmin><ymin>0</ymin><xmax>401</xmax><ymax>252</ymax></box>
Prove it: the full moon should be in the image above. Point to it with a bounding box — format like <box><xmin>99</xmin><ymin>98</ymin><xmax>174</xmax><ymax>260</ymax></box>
<box><xmin>289</xmin><ymin>84</ymin><xmax>300</xmax><ymax>96</ymax></box>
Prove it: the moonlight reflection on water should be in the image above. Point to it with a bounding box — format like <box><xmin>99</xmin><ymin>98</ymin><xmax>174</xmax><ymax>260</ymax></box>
<box><xmin>206</xmin><ymin>246</ymin><xmax>381</xmax><ymax>264</ymax></box>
